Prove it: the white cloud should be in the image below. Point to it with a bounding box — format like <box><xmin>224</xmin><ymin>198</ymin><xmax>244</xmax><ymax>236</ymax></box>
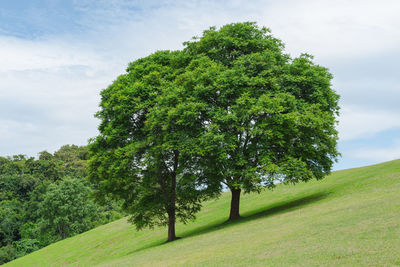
<box><xmin>0</xmin><ymin>35</ymin><xmax>107</xmax><ymax>71</ymax></box>
<box><xmin>352</xmin><ymin>140</ymin><xmax>400</xmax><ymax>162</ymax></box>
<box><xmin>257</xmin><ymin>0</ymin><xmax>400</xmax><ymax>61</ymax></box>
<box><xmin>89</xmin><ymin>0</ymin><xmax>400</xmax><ymax>62</ymax></box>
<box><xmin>338</xmin><ymin>106</ymin><xmax>400</xmax><ymax>141</ymax></box>
<box><xmin>0</xmin><ymin>119</ymin><xmax>38</xmax><ymax>140</ymax></box>
<box><xmin>0</xmin><ymin>36</ymin><xmax>123</xmax><ymax>156</ymax></box>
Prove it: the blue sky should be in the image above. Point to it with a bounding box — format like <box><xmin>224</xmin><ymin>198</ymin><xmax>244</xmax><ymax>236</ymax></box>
<box><xmin>1</xmin><ymin>0</ymin><xmax>399</xmax><ymax>170</ymax></box>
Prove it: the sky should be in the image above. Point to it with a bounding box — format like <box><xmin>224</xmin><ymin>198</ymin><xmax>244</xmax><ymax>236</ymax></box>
<box><xmin>0</xmin><ymin>0</ymin><xmax>399</xmax><ymax>170</ymax></box>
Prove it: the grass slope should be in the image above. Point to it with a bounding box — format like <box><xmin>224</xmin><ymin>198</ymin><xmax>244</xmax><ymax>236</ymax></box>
<box><xmin>6</xmin><ymin>160</ymin><xmax>400</xmax><ymax>266</ymax></box>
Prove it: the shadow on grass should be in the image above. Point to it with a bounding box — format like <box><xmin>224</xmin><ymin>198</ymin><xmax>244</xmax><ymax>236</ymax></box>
<box><xmin>126</xmin><ymin>192</ymin><xmax>329</xmax><ymax>255</ymax></box>
<box><xmin>183</xmin><ymin>191</ymin><xmax>330</xmax><ymax>239</ymax></box>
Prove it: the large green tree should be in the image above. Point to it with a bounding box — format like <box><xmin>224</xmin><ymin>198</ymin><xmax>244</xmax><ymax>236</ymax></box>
<box><xmin>183</xmin><ymin>22</ymin><xmax>340</xmax><ymax>220</ymax></box>
<box><xmin>88</xmin><ymin>50</ymin><xmax>219</xmax><ymax>241</ymax></box>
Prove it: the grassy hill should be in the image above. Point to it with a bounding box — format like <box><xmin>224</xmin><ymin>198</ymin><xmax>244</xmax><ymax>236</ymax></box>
<box><xmin>5</xmin><ymin>160</ymin><xmax>400</xmax><ymax>266</ymax></box>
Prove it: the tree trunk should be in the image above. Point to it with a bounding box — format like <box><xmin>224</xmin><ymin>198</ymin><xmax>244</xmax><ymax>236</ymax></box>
<box><xmin>229</xmin><ymin>188</ymin><xmax>241</xmax><ymax>220</ymax></box>
<box><xmin>167</xmin><ymin>176</ymin><xmax>177</xmax><ymax>242</ymax></box>
<box><xmin>167</xmin><ymin>209</ymin><xmax>176</xmax><ymax>242</ymax></box>
<box><xmin>167</xmin><ymin>150</ymin><xmax>179</xmax><ymax>242</ymax></box>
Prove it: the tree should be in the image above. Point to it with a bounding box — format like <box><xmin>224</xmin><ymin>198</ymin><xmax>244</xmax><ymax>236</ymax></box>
<box><xmin>0</xmin><ymin>200</ymin><xmax>22</xmax><ymax>246</ymax></box>
<box><xmin>53</xmin><ymin>145</ymin><xmax>89</xmax><ymax>178</ymax></box>
<box><xmin>183</xmin><ymin>22</ymin><xmax>340</xmax><ymax>220</ymax></box>
<box><xmin>88</xmin><ymin>50</ymin><xmax>219</xmax><ymax>242</ymax></box>
<box><xmin>38</xmin><ymin>177</ymin><xmax>98</xmax><ymax>241</ymax></box>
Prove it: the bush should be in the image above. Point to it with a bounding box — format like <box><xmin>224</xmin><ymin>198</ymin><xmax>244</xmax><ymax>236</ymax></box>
<box><xmin>14</xmin><ymin>239</ymin><xmax>40</xmax><ymax>257</ymax></box>
<box><xmin>0</xmin><ymin>244</ymin><xmax>16</xmax><ymax>265</ymax></box>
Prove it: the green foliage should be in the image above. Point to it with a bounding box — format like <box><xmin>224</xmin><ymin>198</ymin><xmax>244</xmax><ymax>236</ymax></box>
<box><xmin>38</xmin><ymin>177</ymin><xmax>98</xmax><ymax>242</ymax></box>
<box><xmin>0</xmin><ymin>200</ymin><xmax>22</xmax><ymax>246</ymax></box>
<box><xmin>19</xmin><ymin>222</ymin><xmax>39</xmax><ymax>240</ymax></box>
<box><xmin>0</xmin><ymin>244</ymin><xmax>16</xmax><ymax>265</ymax></box>
<box><xmin>184</xmin><ymin>22</ymin><xmax>284</xmax><ymax>66</ymax></box>
<box><xmin>0</xmin><ymin>145</ymin><xmax>124</xmax><ymax>264</ymax></box>
<box><xmin>13</xmin><ymin>239</ymin><xmax>39</xmax><ymax>257</ymax></box>
<box><xmin>53</xmin><ymin>145</ymin><xmax>89</xmax><ymax>178</ymax></box>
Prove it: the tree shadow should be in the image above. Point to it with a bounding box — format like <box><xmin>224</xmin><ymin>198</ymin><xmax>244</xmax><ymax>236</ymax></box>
<box><xmin>126</xmin><ymin>191</ymin><xmax>329</xmax><ymax>255</ymax></box>
<box><xmin>182</xmin><ymin>191</ymin><xmax>330</xmax><ymax>240</ymax></box>
<box><xmin>242</xmin><ymin>192</ymin><xmax>329</xmax><ymax>220</ymax></box>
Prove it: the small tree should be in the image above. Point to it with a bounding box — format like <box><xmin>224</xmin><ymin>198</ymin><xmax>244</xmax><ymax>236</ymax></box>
<box><xmin>183</xmin><ymin>22</ymin><xmax>340</xmax><ymax>220</ymax></box>
<box><xmin>38</xmin><ymin>177</ymin><xmax>98</xmax><ymax>242</ymax></box>
<box><xmin>88</xmin><ymin>51</ymin><xmax>219</xmax><ymax>241</ymax></box>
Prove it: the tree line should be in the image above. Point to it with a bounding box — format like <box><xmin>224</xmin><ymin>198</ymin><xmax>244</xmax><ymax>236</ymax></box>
<box><xmin>0</xmin><ymin>145</ymin><xmax>124</xmax><ymax>264</ymax></box>
<box><xmin>88</xmin><ymin>22</ymin><xmax>340</xmax><ymax>242</ymax></box>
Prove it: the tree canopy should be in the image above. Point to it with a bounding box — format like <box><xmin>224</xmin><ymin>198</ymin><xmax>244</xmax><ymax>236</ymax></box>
<box><xmin>88</xmin><ymin>51</ymin><xmax>220</xmax><ymax>241</ymax></box>
<box><xmin>183</xmin><ymin>22</ymin><xmax>340</xmax><ymax>219</ymax></box>
<box><xmin>88</xmin><ymin>21</ymin><xmax>340</xmax><ymax>241</ymax></box>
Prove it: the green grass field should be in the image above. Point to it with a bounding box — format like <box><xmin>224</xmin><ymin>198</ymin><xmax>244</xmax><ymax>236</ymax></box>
<box><xmin>6</xmin><ymin>159</ymin><xmax>400</xmax><ymax>266</ymax></box>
